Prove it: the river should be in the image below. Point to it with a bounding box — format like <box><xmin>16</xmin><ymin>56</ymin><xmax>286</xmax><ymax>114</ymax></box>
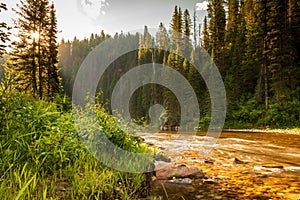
<box><xmin>139</xmin><ymin>131</ymin><xmax>300</xmax><ymax>199</ymax></box>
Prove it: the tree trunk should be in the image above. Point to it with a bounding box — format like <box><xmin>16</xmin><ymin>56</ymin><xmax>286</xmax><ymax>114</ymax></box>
<box><xmin>263</xmin><ymin>38</ymin><xmax>268</xmax><ymax>111</ymax></box>
<box><xmin>256</xmin><ymin>64</ymin><xmax>263</xmax><ymax>102</ymax></box>
<box><xmin>38</xmin><ymin>28</ymin><xmax>43</xmax><ymax>99</ymax></box>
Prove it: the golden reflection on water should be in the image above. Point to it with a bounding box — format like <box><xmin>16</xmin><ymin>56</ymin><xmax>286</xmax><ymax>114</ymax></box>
<box><xmin>141</xmin><ymin>131</ymin><xmax>300</xmax><ymax>199</ymax></box>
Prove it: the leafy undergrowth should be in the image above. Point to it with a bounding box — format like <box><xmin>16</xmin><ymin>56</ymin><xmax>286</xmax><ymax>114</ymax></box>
<box><xmin>0</xmin><ymin>91</ymin><xmax>152</xmax><ymax>199</ymax></box>
<box><xmin>224</xmin><ymin>98</ymin><xmax>300</xmax><ymax>129</ymax></box>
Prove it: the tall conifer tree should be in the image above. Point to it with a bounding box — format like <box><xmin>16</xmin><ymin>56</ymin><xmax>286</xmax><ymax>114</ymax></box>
<box><xmin>201</xmin><ymin>16</ymin><xmax>210</xmax><ymax>52</ymax></box>
<box><xmin>0</xmin><ymin>2</ymin><xmax>10</xmax><ymax>56</ymax></box>
<box><xmin>207</xmin><ymin>0</ymin><xmax>226</xmax><ymax>72</ymax></box>
<box><xmin>46</xmin><ymin>2</ymin><xmax>62</xmax><ymax>97</ymax></box>
<box><xmin>9</xmin><ymin>0</ymin><xmax>61</xmax><ymax>99</ymax></box>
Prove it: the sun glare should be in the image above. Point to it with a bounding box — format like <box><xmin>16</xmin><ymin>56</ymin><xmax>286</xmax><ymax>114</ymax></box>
<box><xmin>31</xmin><ymin>32</ymin><xmax>40</xmax><ymax>40</ymax></box>
<box><xmin>27</xmin><ymin>31</ymin><xmax>40</xmax><ymax>44</ymax></box>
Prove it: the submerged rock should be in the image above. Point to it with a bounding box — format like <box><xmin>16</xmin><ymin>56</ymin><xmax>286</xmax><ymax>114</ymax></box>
<box><xmin>262</xmin><ymin>164</ymin><xmax>284</xmax><ymax>169</ymax></box>
<box><xmin>233</xmin><ymin>157</ymin><xmax>247</xmax><ymax>164</ymax></box>
<box><xmin>204</xmin><ymin>159</ymin><xmax>214</xmax><ymax>164</ymax></box>
<box><xmin>154</xmin><ymin>154</ymin><xmax>172</xmax><ymax>162</ymax></box>
<box><xmin>203</xmin><ymin>178</ymin><xmax>215</xmax><ymax>184</ymax></box>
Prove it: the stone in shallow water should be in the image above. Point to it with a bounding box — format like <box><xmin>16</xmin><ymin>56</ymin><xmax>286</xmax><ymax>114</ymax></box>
<box><xmin>233</xmin><ymin>157</ymin><xmax>247</xmax><ymax>164</ymax></box>
<box><xmin>204</xmin><ymin>159</ymin><xmax>214</xmax><ymax>164</ymax></box>
<box><xmin>154</xmin><ymin>154</ymin><xmax>171</xmax><ymax>162</ymax></box>
<box><xmin>203</xmin><ymin>178</ymin><xmax>215</xmax><ymax>184</ymax></box>
<box><xmin>262</xmin><ymin>164</ymin><xmax>284</xmax><ymax>169</ymax></box>
<box><xmin>155</xmin><ymin>164</ymin><xmax>204</xmax><ymax>180</ymax></box>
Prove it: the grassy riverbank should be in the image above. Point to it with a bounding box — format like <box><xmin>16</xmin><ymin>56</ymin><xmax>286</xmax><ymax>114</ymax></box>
<box><xmin>0</xmin><ymin>92</ymin><xmax>152</xmax><ymax>199</ymax></box>
<box><xmin>222</xmin><ymin>128</ymin><xmax>300</xmax><ymax>135</ymax></box>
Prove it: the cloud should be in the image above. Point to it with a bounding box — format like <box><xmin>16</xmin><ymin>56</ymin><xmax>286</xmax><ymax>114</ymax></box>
<box><xmin>196</xmin><ymin>1</ymin><xmax>209</xmax><ymax>11</ymax></box>
<box><xmin>84</xmin><ymin>0</ymin><xmax>92</xmax><ymax>6</ymax></box>
<box><xmin>79</xmin><ymin>0</ymin><xmax>108</xmax><ymax>20</ymax></box>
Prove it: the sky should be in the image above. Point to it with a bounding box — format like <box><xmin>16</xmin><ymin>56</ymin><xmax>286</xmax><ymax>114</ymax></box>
<box><xmin>1</xmin><ymin>0</ymin><xmax>209</xmax><ymax>41</ymax></box>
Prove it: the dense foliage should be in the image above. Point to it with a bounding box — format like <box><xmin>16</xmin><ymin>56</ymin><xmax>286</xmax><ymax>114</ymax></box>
<box><xmin>0</xmin><ymin>86</ymin><xmax>150</xmax><ymax>199</ymax></box>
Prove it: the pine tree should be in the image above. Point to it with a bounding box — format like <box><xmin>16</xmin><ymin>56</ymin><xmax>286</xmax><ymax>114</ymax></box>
<box><xmin>10</xmin><ymin>0</ymin><xmax>47</xmax><ymax>97</ymax></box>
<box><xmin>136</xmin><ymin>26</ymin><xmax>155</xmax><ymax>122</ymax></box>
<box><xmin>193</xmin><ymin>9</ymin><xmax>198</xmax><ymax>48</ymax></box>
<box><xmin>0</xmin><ymin>2</ymin><xmax>10</xmax><ymax>56</ymax></box>
<box><xmin>170</xmin><ymin>6</ymin><xmax>183</xmax><ymax>51</ymax></box>
<box><xmin>164</xmin><ymin>52</ymin><xmax>180</xmax><ymax>130</ymax></box>
<box><xmin>265</xmin><ymin>0</ymin><xmax>297</xmax><ymax>102</ymax></box>
<box><xmin>156</xmin><ymin>22</ymin><xmax>169</xmax><ymax>64</ymax></box>
<box><xmin>289</xmin><ymin>0</ymin><xmax>300</xmax><ymax>97</ymax></box>
<box><xmin>188</xmin><ymin>49</ymin><xmax>202</xmax><ymax>101</ymax></box>
<box><xmin>201</xmin><ymin>16</ymin><xmax>210</xmax><ymax>52</ymax></box>
<box><xmin>224</xmin><ymin>0</ymin><xmax>247</xmax><ymax>101</ymax></box>
<box><xmin>242</xmin><ymin>0</ymin><xmax>298</xmax><ymax>107</ymax></box>
<box><xmin>183</xmin><ymin>9</ymin><xmax>192</xmax><ymax>38</ymax></box>
<box><xmin>207</xmin><ymin>0</ymin><xmax>226</xmax><ymax>72</ymax></box>
<box><xmin>164</xmin><ymin>6</ymin><xmax>196</xmax><ymax>130</ymax></box>
<box><xmin>242</xmin><ymin>0</ymin><xmax>269</xmax><ymax>108</ymax></box>
<box><xmin>46</xmin><ymin>2</ymin><xmax>62</xmax><ymax>97</ymax></box>
<box><xmin>58</xmin><ymin>39</ymin><xmax>72</xmax><ymax>95</ymax></box>
<box><xmin>169</xmin><ymin>6</ymin><xmax>186</xmax><ymax>74</ymax></box>
<box><xmin>226</xmin><ymin>0</ymin><xmax>239</xmax><ymax>46</ymax></box>
<box><xmin>234</xmin><ymin>1</ymin><xmax>248</xmax><ymax>97</ymax></box>
<box><xmin>256</xmin><ymin>0</ymin><xmax>269</xmax><ymax>110</ymax></box>
<box><xmin>9</xmin><ymin>0</ymin><xmax>62</xmax><ymax>99</ymax></box>
<box><xmin>183</xmin><ymin>9</ymin><xmax>192</xmax><ymax>61</ymax></box>
<box><xmin>138</xmin><ymin>26</ymin><xmax>153</xmax><ymax>65</ymax></box>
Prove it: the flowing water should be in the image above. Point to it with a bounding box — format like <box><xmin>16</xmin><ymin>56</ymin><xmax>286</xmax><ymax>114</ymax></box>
<box><xmin>139</xmin><ymin>131</ymin><xmax>300</xmax><ymax>200</ymax></box>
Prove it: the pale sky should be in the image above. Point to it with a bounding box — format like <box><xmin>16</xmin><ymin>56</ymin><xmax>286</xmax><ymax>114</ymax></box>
<box><xmin>1</xmin><ymin>0</ymin><xmax>208</xmax><ymax>41</ymax></box>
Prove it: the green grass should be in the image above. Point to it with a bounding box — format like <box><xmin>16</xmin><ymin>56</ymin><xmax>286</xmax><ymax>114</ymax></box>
<box><xmin>0</xmin><ymin>90</ymin><xmax>152</xmax><ymax>199</ymax></box>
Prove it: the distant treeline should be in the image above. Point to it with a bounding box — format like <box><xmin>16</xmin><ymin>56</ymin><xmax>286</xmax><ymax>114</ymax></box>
<box><xmin>58</xmin><ymin>1</ymin><xmax>300</xmax><ymax>129</ymax></box>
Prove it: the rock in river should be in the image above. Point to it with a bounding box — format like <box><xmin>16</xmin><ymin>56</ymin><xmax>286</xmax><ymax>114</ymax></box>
<box><xmin>262</xmin><ymin>164</ymin><xmax>284</xmax><ymax>169</ymax></box>
<box><xmin>233</xmin><ymin>157</ymin><xmax>247</xmax><ymax>164</ymax></box>
<box><xmin>155</xmin><ymin>163</ymin><xmax>204</xmax><ymax>180</ymax></box>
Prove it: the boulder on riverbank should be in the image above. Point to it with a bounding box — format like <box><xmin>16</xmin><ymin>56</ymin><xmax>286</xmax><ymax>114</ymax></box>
<box><xmin>155</xmin><ymin>163</ymin><xmax>204</xmax><ymax>180</ymax></box>
<box><xmin>150</xmin><ymin>162</ymin><xmax>218</xmax><ymax>199</ymax></box>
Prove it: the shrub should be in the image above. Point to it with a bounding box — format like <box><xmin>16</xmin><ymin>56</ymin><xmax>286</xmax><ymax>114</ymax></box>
<box><xmin>259</xmin><ymin>99</ymin><xmax>300</xmax><ymax>128</ymax></box>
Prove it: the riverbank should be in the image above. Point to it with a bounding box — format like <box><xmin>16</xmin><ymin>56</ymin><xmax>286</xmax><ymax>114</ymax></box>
<box><xmin>222</xmin><ymin>128</ymin><xmax>300</xmax><ymax>135</ymax></box>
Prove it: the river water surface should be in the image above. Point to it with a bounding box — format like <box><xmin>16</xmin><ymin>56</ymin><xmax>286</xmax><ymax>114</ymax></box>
<box><xmin>139</xmin><ymin>131</ymin><xmax>300</xmax><ymax>199</ymax></box>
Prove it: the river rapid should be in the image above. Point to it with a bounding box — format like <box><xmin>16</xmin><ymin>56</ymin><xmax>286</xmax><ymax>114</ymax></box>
<box><xmin>139</xmin><ymin>131</ymin><xmax>300</xmax><ymax>199</ymax></box>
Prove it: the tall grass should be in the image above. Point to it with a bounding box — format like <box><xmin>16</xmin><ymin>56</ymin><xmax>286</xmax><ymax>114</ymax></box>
<box><xmin>0</xmin><ymin>89</ymin><xmax>151</xmax><ymax>199</ymax></box>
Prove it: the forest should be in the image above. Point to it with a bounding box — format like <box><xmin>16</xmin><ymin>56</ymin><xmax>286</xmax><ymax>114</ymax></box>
<box><xmin>59</xmin><ymin>0</ymin><xmax>300</xmax><ymax>129</ymax></box>
<box><xmin>0</xmin><ymin>0</ymin><xmax>299</xmax><ymax>199</ymax></box>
